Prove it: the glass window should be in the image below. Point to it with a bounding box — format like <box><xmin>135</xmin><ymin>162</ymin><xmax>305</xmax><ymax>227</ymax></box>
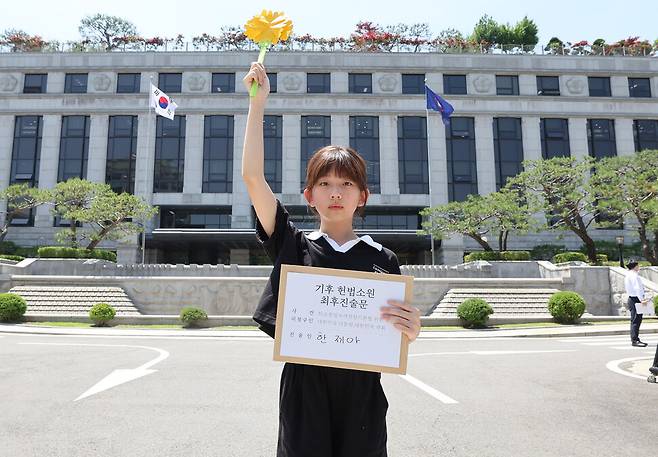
<box><xmin>300</xmin><ymin>116</ymin><xmax>331</xmax><ymax>189</ymax></box>
<box><xmin>446</xmin><ymin>117</ymin><xmax>477</xmax><ymax>201</ymax></box>
<box><xmin>64</xmin><ymin>73</ymin><xmax>88</xmax><ymax>93</ymax></box>
<box><xmin>588</xmin><ymin>77</ymin><xmax>611</xmax><ymax>97</ymax></box>
<box><xmin>348</xmin><ymin>74</ymin><xmax>372</xmax><ymax>94</ymax></box>
<box><xmin>349</xmin><ymin>116</ymin><xmax>380</xmax><ymax>193</ymax></box>
<box><xmin>267</xmin><ymin>73</ymin><xmax>277</xmax><ymax>93</ymax></box>
<box><xmin>633</xmin><ymin>120</ymin><xmax>658</xmax><ymax>151</ymax></box>
<box><xmin>537</xmin><ymin>76</ymin><xmax>560</xmax><ymax>96</ymax></box>
<box><xmin>587</xmin><ymin>119</ymin><xmax>616</xmax><ymax>159</ymax></box>
<box><xmin>443</xmin><ymin>75</ymin><xmax>467</xmax><ymax>95</ymax></box>
<box><xmin>23</xmin><ymin>74</ymin><xmax>47</xmax><ymax>94</ymax></box>
<box><xmin>9</xmin><ymin>116</ymin><xmax>42</xmax><ymax>226</ymax></box>
<box><xmin>211</xmin><ymin>73</ymin><xmax>235</xmax><ymax>93</ymax></box>
<box><xmin>203</xmin><ymin>115</ymin><xmax>234</xmax><ymax>193</ymax></box>
<box><xmin>154</xmin><ymin>116</ymin><xmax>186</xmax><ymax>192</ymax></box>
<box><xmin>263</xmin><ymin>115</ymin><xmax>282</xmax><ymax>192</ymax></box>
<box><xmin>398</xmin><ymin>116</ymin><xmax>428</xmax><ymax>194</ymax></box>
<box><xmin>493</xmin><ymin>118</ymin><xmax>523</xmax><ymax>190</ymax></box>
<box><xmin>116</xmin><ymin>73</ymin><xmax>140</xmax><ymax>93</ymax></box>
<box><xmin>540</xmin><ymin>118</ymin><xmax>570</xmax><ymax>159</ymax></box>
<box><xmin>160</xmin><ymin>207</ymin><xmax>231</xmax><ymax>229</ymax></box>
<box><xmin>354</xmin><ymin>208</ymin><xmax>422</xmax><ymax>230</ymax></box>
<box><xmin>628</xmin><ymin>78</ymin><xmax>651</xmax><ymax>98</ymax></box>
<box><xmin>307</xmin><ymin>73</ymin><xmax>330</xmax><ymax>93</ymax></box>
<box><xmin>496</xmin><ymin>75</ymin><xmax>519</xmax><ymax>95</ymax></box>
<box><xmin>158</xmin><ymin>73</ymin><xmax>182</xmax><ymax>93</ymax></box>
<box><xmin>58</xmin><ymin>116</ymin><xmax>90</xmax><ymax>181</ymax></box>
<box><xmin>402</xmin><ymin>74</ymin><xmax>425</xmax><ymax>94</ymax></box>
<box><xmin>106</xmin><ymin>116</ymin><xmax>138</xmax><ymax>193</ymax></box>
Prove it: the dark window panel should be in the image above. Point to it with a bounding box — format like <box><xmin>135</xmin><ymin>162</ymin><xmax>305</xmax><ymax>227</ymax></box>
<box><xmin>446</xmin><ymin>117</ymin><xmax>477</xmax><ymax>201</ymax></box>
<box><xmin>348</xmin><ymin>73</ymin><xmax>372</xmax><ymax>94</ymax></box>
<box><xmin>58</xmin><ymin>116</ymin><xmax>90</xmax><ymax>182</ymax></box>
<box><xmin>160</xmin><ymin>206</ymin><xmax>232</xmax><ymax>229</ymax></box>
<box><xmin>116</xmin><ymin>73</ymin><xmax>141</xmax><ymax>93</ymax></box>
<box><xmin>23</xmin><ymin>74</ymin><xmax>47</xmax><ymax>94</ymax></box>
<box><xmin>401</xmin><ymin>74</ymin><xmax>425</xmax><ymax>94</ymax></box>
<box><xmin>267</xmin><ymin>73</ymin><xmax>277</xmax><ymax>93</ymax></box>
<box><xmin>158</xmin><ymin>73</ymin><xmax>182</xmax><ymax>93</ymax></box>
<box><xmin>263</xmin><ymin>115</ymin><xmax>282</xmax><ymax>192</ymax></box>
<box><xmin>154</xmin><ymin>116</ymin><xmax>186</xmax><ymax>192</ymax></box>
<box><xmin>587</xmin><ymin>119</ymin><xmax>617</xmax><ymax>159</ymax></box>
<box><xmin>443</xmin><ymin>75</ymin><xmax>467</xmax><ymax>95</ymax></box>
<box><xmin>203</xmin><ymin>115</ymin><xmax>234</xmax><ymax>193</ymax></box>
<box><xmin>588</xmin><ymin>77</ymin><xmax>611</xmax><ymax>97</ymax></box>
<box><xmin>537</xmin><ymin>76</ymin><xmax>560</xmax><ymax>96</ymax></box>
<box><xmin>306</xmin><ymin>73</ymin><xmax>331</xmax><ymax>93</ymax></box>
<box><xmin>106</xmin><ymin>116</ymin><xmax>138</xmax><ymax>193</ymax></box>
<box><xmin>540</xmin><ymin>118</ymin><xmax>571</xmax><ymax>159</ymax></box>
<box><xmin>349</xmin><ymin>116</ymin><xmax>380</xmax><ymax>193</ymax></box>
<box><xmin>493</xmin><ymin>118</ymin><xmax>523</xmax><ymax>189</ymax></box>
<box><xmin>9</xmin><ymin>116</ymin><xmax>42</xmax><ymax>226</ymax></box>
<box><xmin>628</xmin><ymin>78</ymin><xmax>651</xmax><ymax>98</ymax></box>
<box><xmin>300</xmin><ymin>116</ymin><xmax>331</xmax><ymax>189</ymax></box>
<box><xmin>64</xmin><ymin>73</ymin><xmax>88</xmax><ymax>93</ymax></box>
<box><xmin>398</xmin><ymin>116</ymin><xmax>428</xmax><ymax>194</ymax></box>
<box><xmin>633</xmin><ymin>120</ymin><xmax>658</xmax><ymax>151</ymax></box>
<box><xmin>211</xmin><ymin>73</ymin><xmax>235</xmax><ymax>93</ymax></box>
<box><xmin>496</xmin><ymin>75</ymin><xmax>519</xmax><ymax>96</ymax></box>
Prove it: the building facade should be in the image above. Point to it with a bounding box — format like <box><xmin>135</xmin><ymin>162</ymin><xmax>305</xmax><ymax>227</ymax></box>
<box><xmin>1</xmin><ymin>51</ymin><xmax>657</xmax><ymax>264</ymax></box>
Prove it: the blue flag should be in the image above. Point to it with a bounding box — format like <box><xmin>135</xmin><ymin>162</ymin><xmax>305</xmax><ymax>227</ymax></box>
<box><xmin>425</xmin><ymin>85</ymin><xmax>454</xmax><ymax>126</ymax></box>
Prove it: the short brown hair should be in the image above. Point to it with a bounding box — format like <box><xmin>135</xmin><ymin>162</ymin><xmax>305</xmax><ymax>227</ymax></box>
<box><xmin>304</xmin><ymin>145</ymin><xmax>369</xmax><ymax>217</ymax></box>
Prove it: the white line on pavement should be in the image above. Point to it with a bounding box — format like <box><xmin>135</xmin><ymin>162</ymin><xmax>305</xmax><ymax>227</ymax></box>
<box><xmin>398</xmin><ymin>374</ymin><xmax>459</xmax><ymax>404</ymax></box>
<box><xmin>605</xmin><ymin>356</ymin><xmax>654</xmax><ymax>381</ymax></box>
<box><xmin>582</xmin><ymin>339</ymin><xmax>658</xmax><ymax>346</ymax></box>
<box><xmin>410</xmin><ymin>349</ymin><xmax>576</xmax><ymax>357</ymax></box>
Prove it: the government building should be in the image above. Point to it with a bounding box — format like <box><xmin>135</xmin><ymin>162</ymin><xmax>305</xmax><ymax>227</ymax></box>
<box><xmin>0</xmin><ymin>50</ymin><xmax>657</xmax><ymax>264</ymax></box>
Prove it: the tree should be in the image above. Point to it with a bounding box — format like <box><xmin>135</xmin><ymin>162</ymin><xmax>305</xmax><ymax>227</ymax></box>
<box><xmin>51</xmin><ymin>178</ymin><xmax>103</xmax><ymax>247</ymax></box>
<box><xmin>591</xmin><ymin>150</ymin><xmax>658</xmax><ymax>265</ymax></box>
<box><xmin>78</xmin><ymin>14</ymin><xmax>138</xmax><ymax>51</ymax></box>
<box><xmin>485</xmin><ymin>188</ymin><xmax>535</xmax><ymax>251</ymax></box>
<box><xmin>0</xmin><ymin>184</ymin><xmax>50</xmax><ymax>242</ymax></box>
<box><xmin>512</xmin><ymin>16</ymin><xmax>539</xmax><ymax>46</ymax></box>
<box><xmin>0</xmin><ymin>29</ymin><xmax>48</xmax><ymax>52</ymax></box>
<box><xmin>505</xmin><ymin>157</ymin><xmax>601</xmax><ymax>263</ymax></box>
<box><xmin>471</xmin><ymin>15</ymin><xmax>538</xmax><ymax>48</ymax></box>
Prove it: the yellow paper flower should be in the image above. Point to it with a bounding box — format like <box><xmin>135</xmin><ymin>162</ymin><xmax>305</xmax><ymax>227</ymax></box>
<box><xmin>244</xmin><ymin>10</ymin><xmax>293</xmax><ymax>44</ymax></box>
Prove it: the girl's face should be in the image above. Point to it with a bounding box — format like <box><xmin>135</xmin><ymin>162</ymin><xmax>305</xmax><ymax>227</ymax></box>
<box><xmin>303</xmin><ymin>171</ymin><xmax>367</xmax><ymax>223</ymax></box>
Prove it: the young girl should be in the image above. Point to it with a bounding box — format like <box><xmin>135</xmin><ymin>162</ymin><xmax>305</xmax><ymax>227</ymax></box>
<box><xmin>242</xmin><ymin>62</ymin><xmax>421</xmax><ymax>457</ymax></box>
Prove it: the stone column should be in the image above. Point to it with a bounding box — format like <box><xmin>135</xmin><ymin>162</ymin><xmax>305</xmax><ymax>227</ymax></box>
<box><xmin>47</xmin><ymin>72</ymin><xmax>65</xmax><ymax>93</ymax></box>
<box><xmin>134</xmin><ymin>113</ymin><xmax>156</xmax><ymax>202</ymax></box>
<box><xmin>331</xmin><ymin>72</ymin><xmax>348</xmax><ymax>94</ymax></box>
<box><xmin>568</xmin><ymin>118</ymin><xmax>589</xmax><ymax>160</ymax></box>
<box><xmin>231</xmin><ymin>114</ymin><xmax>252</xmax><ymax>229</ymax></box>
<box><xmin>86</xmin><ymin>115</ymin><xmax>108</xmax><ymax>183</ymax></box>
<box><xmin>331</xmin><ymin>115</ymin><xmax>349</xmax><ymax>148</ymax></box>
<box><xmin>427</xmin><ymin>114</ymin><xmax>448</xmax><ymax>205</ymax></box>
<box><xmin>183</xmin><ymin>114</ymin><xmax>204</xmax><ymax>194</ymax></box>
<box><xmin>35</xmin><ymin>115</ymin><xmax>62</xmax><ymax>227</ymax></box>
<box><xmin>281</xmin><ymin>114</ymin><xmax>301</xmax><ymax>197</ymax></box>
<box><xmin>474</xmin><ymin>115</ymin><xmax>495</xmax><ymax>195</ymax></box>
<box><xmin>0</xmin><ymin>116</ymin><xmax>15</xmax><ymax>227</ymax></box>
<box><xmin>611</xmin><ymin>76</ymin><xmax>629</xmax><ymax>98</ymax></box>
<box><xmin>522</xmin><ymin>117</ymin><xmax>542</xmax><ymax>161</ymax></box>
<box><xmin>518</xmin><ymin>74</ymin><xmax>536</xmax><ymax>96</ymax></box>
<box><xmin>379</xmin><ymin>115</ymin><xmax>399</xmax><ymax>195</ymax></box>
<box><xmin>615</xmin><ymin>118</ymin><xmax>635</xmax><ymax>156</ymax></box>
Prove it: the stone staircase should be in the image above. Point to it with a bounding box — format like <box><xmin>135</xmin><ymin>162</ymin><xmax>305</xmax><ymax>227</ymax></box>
<box><xmin>430</xmin><ymin>288</ymin><xmax>560</xmax><ymax>317</ymax></box>
<box><xmin>9</xmin><ymin>285</ymin><xmax>142</xmax><ymax>316</ymax></box>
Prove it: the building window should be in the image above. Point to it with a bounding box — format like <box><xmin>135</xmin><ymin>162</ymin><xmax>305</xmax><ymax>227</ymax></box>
<box><xmin>349</xmin><ymin>116</ymin><xmax>380</xmax><ymax>193</ymax></box>
<box><xmin>23</xmin><ymin>74</ymin><xmax>47</xmax><ymax>94</ymax></box>
<box><xmin>116</xmin><ymin>73</ymin><xmax>140</xmax><ymax>93</ymax></box>
<box><xmin>203</xmin><ymin>115</ymin><xmax>234</xmax><ymax>193</ymax></box>
<box><xmin>588</xmin><ymin>77</ymin><xmax>611</xmax><ymax>97</ymax></box>
<box><xmin>64</xmin><ymin>73</ymin><xmax>88</xmax><ymax>93</ymax></box>
<box><xmin>154</xmin><ymin>116</ymin><xmax>186</xmax><ymax>192</ymax></box>
<box><xmin>58</xmin><ymin>116</ymin><xmax>90</xmax><ymax>182</ymax></box>
<box><xmin>402</xmin><ymin>74</ymin><xmax>425</xmax><ymax>94</ymax></box>
<box><xmin>348</xmin><ymin>73</ymin><xmax>372</xmax><ymax>94</ymax></box>
<box><xmin>628</xmin><ymin>78</ymin><xmax>651</xmax><ymax>98</ymax></box>
<box><xmin>267</xmin><ymin>73</ymin><xmax>277</xmax><ymax>93</ymax></box>
<box><xmin>300</xmin><ymin>116</ymin><xmax>331</xmax><ymax>189</ymax></box>
<box><xmin>158</xmin><ymin>73</ymin><xmax>182</xmax><ymax>93</ymax></box>
<box><xmin>443</xmin><ymin>75</ymin><xmax>467</xmax><ymax>95</ymax></box>
<box><xmin>307</xmin><ymin>73</ymin><xmax>330</xmax><ymax>93</ymax></box>
<box><xmin>398</xmin><ymin>116</ymin><xmax>428</xmax><ymax>194</ymax></box>
<box><xmin>106</xmin><ymin>116</ymin><xmax>138</xmax><ymax>194</ymax></box>
<box><xmin>9</xmin><ymin>116</ymin><xmax>42</xmax><ymax>226</ymax></box>
<box><xmin>446</xmin><ymin>117</ymin><xmax>477</xmax><ymax>202</ymax></box>
<box><xmin>496</xmin><ymin>75</ymin><xmax>519</xmax><ymax>96</ymax></box>
<box><xmin>537</xmin><ymin>76</ymin><xmax>560</xmax><ymax>96</ymax></box>
<box><xmin>160</xmin><ymin>207</ymin><xmax>231</xmax><ymax>229</ymax></box>
<box><xmin>264</xmin><ymin>115</ymin><xmax>282</xmax><ymax>193</ymax></box>
<box><xmin>587</xmin><ymin>119</ymin><xmax>616</xmax><ymax>159</ymax></box>
<box><xmin>493</xmin><ymin>118</ymin><xmax>523</xmax><ymax>190</ymax></box>
<box><xmin>633</xmin><ymin>120</ymin><xmax>658</xmax><ymax>151</ymax></box>
<box><xmin>540</xmin><ymin>118</ymin><xmax>571</xmax><ymax>159</ymax></box>
<box><xmin>354</xmin><ymin>209</ymin><xmax>422</xmax><ymax>230</ymax></box>
<box><xmin>211</xmin><ymin>73</ymin><xmax>235</xmax><ymax>93</ymax></box>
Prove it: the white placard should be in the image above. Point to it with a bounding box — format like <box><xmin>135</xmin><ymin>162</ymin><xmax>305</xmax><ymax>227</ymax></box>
<box><xmin>636</xmin><ymin>299</ymin><xmax>655</xmax><ymax>316</ymax></box>
<box><xmin>273</xmin><ymin>264</ymin><xmax>413</xmax><ymax>374</ymax></box>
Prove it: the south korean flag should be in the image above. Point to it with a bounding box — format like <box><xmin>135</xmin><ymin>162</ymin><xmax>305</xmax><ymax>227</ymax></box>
<box><xmin>150</xmin><ymin>83</ymin><xmax>178</xmax><ymax>120</ymax></box>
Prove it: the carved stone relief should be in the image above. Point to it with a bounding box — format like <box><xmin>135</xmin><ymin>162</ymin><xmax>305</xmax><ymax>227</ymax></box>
<box><xmin>565</xmin><ymin>77</ymin><xmax>585</xmax><ymax>95</ymax></box>
<box><xmin>282</xmin><ymin>74</ymin><xmax>302</xmax><ymax>91</ymax></box>
<box><xmin>0</xmin><ymin>74</ymin><xmax>18</xmax><ymax>92</ymax></box>
<box><xmin>92</xmin><ymin>74</ymin><xmax>112</xmax><ymax>91</ymax></box>
<box><xmin>187</xmin><ymin>73</ymin><xmax>207</xmax><ymax>91</ymax></box>
<box><xmin>472</xmin><ymin>75</ymin><xmax>493</xmax><ymax>93</ymax></box>
<box><xmin>377</xmin><ymin>74</ymin><xmax>397</xmax><ymax>92</ymax></box>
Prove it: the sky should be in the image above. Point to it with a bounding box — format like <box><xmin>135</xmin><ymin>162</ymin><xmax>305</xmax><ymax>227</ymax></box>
<box><xmin>1</xmin><ymin>0</ymin><xmax>655</xmax><ymax>46</ymax></box>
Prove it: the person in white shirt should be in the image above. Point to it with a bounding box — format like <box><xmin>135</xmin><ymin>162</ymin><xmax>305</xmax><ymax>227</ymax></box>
<box><xmin>624</xmin><ymin>261</ymin><xmax>648</xmax><ymax>347</ymax></box>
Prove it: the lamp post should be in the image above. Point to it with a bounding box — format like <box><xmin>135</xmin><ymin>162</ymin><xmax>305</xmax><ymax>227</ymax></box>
<box><xmin>615</xmin><ymin>235</ymin><xmax>624</xmax><ymax>268</ymax></box>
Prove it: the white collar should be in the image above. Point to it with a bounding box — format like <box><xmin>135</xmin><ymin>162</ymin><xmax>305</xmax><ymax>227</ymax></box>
<box><xmin>306</xmin><ymin>231</ymin><xmax>382</xmax><ymax>253</ymax></box>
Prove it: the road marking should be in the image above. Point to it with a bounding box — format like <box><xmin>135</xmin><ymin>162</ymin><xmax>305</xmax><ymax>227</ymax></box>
<box><xmin>398</xmin><ymin>374</ymin><xmax>458</xmax><ymax>404</ymax></box>
<box><xmin>606</xmin><ymin>355</ymin><xmax>654</xmax><ymax>380</ymax></box>
<box><xmin>19</xmin><ymin>342</ymin><xmax>169</xmax><ymax>401</ymax></box>
<box><xmin>410</xmin><ymin>349</ymin><xmax>576</xmax><ymax>357</ymax></box>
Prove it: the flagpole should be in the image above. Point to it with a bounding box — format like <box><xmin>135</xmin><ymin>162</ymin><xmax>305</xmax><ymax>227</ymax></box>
<box><xmin>142</xmin><ymin>76</ymin><xmax>154</xmax><ymax>265</ymax></box>
<box><xmin>425</xmin><ymin>107</ymin><xmax>435</xmax><ymax>266</ymax></box>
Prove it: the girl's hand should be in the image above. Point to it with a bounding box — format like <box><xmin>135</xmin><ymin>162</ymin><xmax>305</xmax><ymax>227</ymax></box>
<box><xmin>381</xmin><ymin>300</ymin><xmax>421</xmax><ymax>342</ymax></box>
<box><xmin>242</xmin><ymin>62</ymin><xmax>270</xmax><ymax>105</ymax></box>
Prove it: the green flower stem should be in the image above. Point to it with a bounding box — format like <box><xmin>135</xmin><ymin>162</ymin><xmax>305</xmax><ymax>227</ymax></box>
<box><xmin>249</xmin><ymin>42</ymin><xmax>270</xmax><ymax>97</ymax></box>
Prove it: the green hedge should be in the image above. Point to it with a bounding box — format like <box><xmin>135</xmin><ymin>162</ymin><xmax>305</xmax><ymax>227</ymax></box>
<box><xmin>0</xmin><ymin>293</ymin><xmax>27</xmax><ymax>322</ymax></box>
<box><xmin>579</xmin><ymin>240</ymin><xmax>644</xmax><ymax>262</ymax></box>
<box><xmin>653</xmin><ymin>296</ymin><xmax>658</xmax><ymax>315</ymax></box>
<box><xmin>180</xmin><ymin>307</ymin><xmax>208</xmax><ymax>328</ymax></box>
<box><xmin>0</xmin><ymin>254</ymin><xmax>24</xmax><ymax>262</ymax></box>
<box><xmin>548</xmin><ymin>291</ymin><xmax>586</xmax><ymax>324</ymax></box>
<box><xmin>552</xmin><ymin>252</ymin><xmax>588</xmax><ymax>263</ymax></box>
<box><xmin>457</xmin><ymin>298</ymin><xmax>494</xmax><ymax>328</ymax></box>
<box><xmin>464</xmin><ymin>251</ymin><xmax>531</xmax><ymax>262</ymax></box>
<box><xmin>0</xmin><ymin>241</ymin><xmax>18</xmax><ymax>254</ymax></box>
<box><xmin>530</xmin><ymin>244</ymin><xmax>566</xmax><ymax>261</ymax></box>
<box><xmin>37</xmin><ymin>246</ymin><xmax>116</xmax><ymax>262</ymax></box>
<box><xmin>89</xmin><ymin>303</ymin><xmax>116</xmax><ymax>326</ymax></box>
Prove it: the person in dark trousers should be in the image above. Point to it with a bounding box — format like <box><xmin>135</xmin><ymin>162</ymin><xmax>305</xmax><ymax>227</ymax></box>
<box><xmin>625</xmin><ymin>261</ymin><xmax>648</xmax><ymax>347</ymax></box>
<box><xmin>241</xmin><ymin>62</ymin><xmax>422</xmax><ymax>457</ymax></box>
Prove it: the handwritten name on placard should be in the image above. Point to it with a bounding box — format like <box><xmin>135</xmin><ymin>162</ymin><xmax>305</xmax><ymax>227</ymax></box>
<box><xmin>273</xmin><ymin>264</ymin><xmax>413</xmax><ymax>374</ymax></box>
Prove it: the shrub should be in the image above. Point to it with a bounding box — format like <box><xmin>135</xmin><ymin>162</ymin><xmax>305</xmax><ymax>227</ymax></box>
<box><xmin>548</xmin><ymin>291</ymin><xmax>586</xmax><ymax>324</ymax></box>
<box><xmin>89</xmin><ymin>303</ymin><xmax>116</xmax><ymax>326</ymax></box>
<box><xmin>531</xmin><ymin>244</ymin><xmax>566</xmax><ymax>261</ymax></box>
<box><xmin>37</xmin><ymin>246</ymin><xmax>116</xmax><ymax>262</ymax></box>
<box><xmin>594</xmin><ymin>254</ymin><xmax>608</xmax><ymax>265</ymax></box>
<box><xmin>500</xmin><ymin>251</ymin><xmax>531</xmax><ymax>261</ymax></box>
<box><xmin>180</xmin><ymin>307</ymin><xmax>208</xmax><ymax>328</ymax></box>
<box><xmin>464</xmin><ymin>251</ymin><xmax>531</xmax><ymax>262</ymax></box>
<box><xmin>653</xmin><ymin>296</ymin><xmax>658</xmax><ymax>315</ymax></box>
<box><xmin>552</xmin><ymin>252</ymin><xmax>588</xmax><ymax>263</ymax></box>
<box><xmin>0</xmin><ymin>254</ymin><xmax>25</xmax><ymax>262</ymax></box>
<box><xmin>457</xmin><ymin>298</ymin><xmax>494</xmax><ymax>328</ymax></box>
<box><xmin>0</xmin><ymin>293</ymin><xmax>28</xmax><ymax>322</ymax></box>
<box><xmin>579</xmin><ymin>240</ymin><xmax>643</xmax><ymax>262</ymax></box>
<box><xmin>0</xmin><ymin>241</ymin><xmax>18</xmax><ymax>254</ymax></box>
